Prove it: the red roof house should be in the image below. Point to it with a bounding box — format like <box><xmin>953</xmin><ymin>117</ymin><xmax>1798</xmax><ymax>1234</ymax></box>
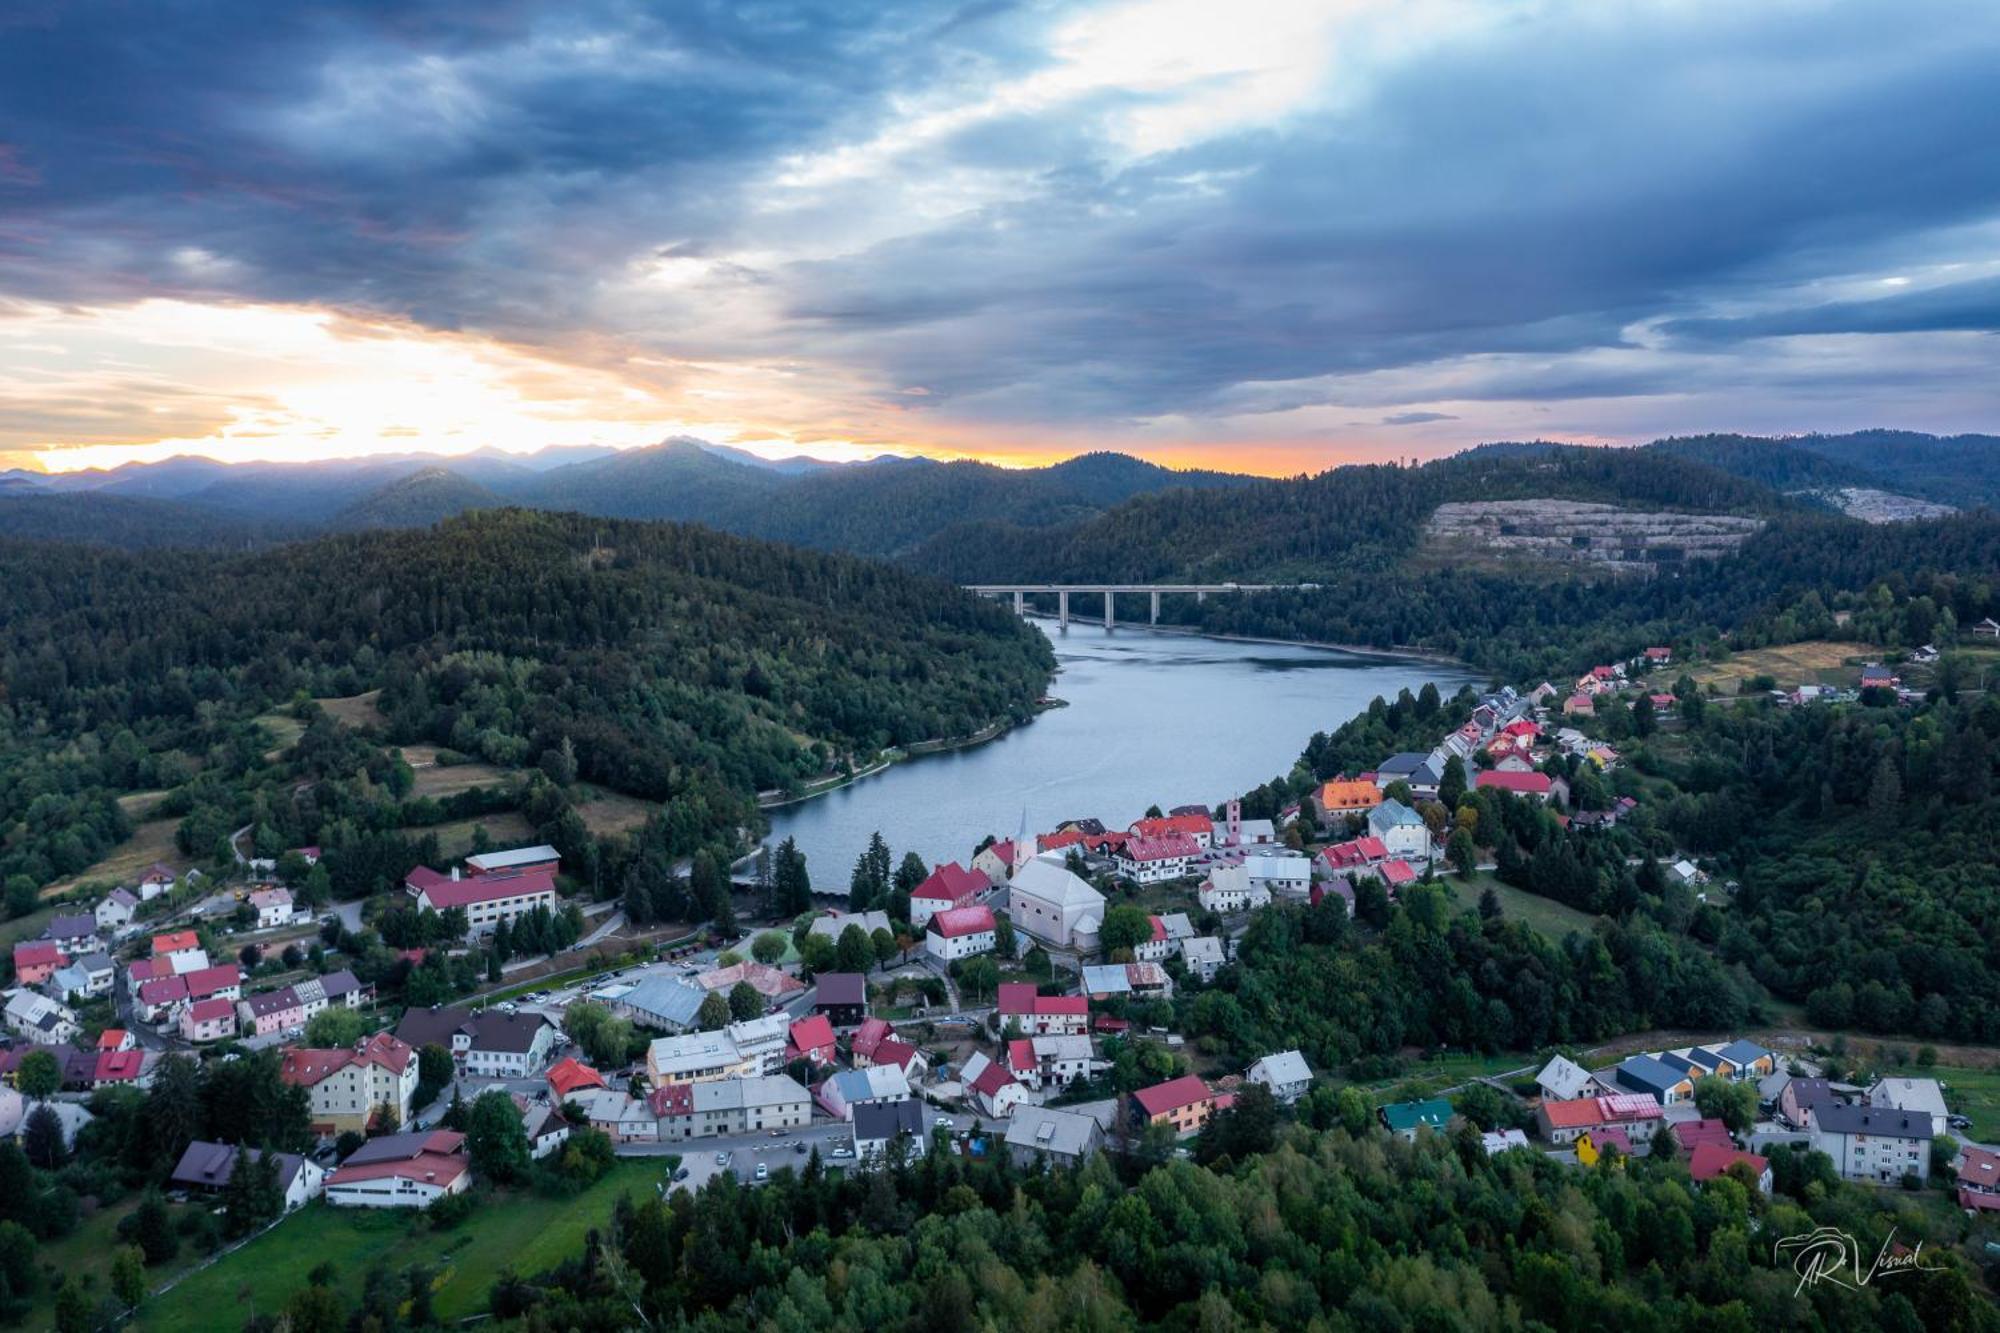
<box><xmin>786</xmin><ymin>1015</ymin><xmax>839</xmax><ymax>1066</ymax></box>
<box><xmin>1130</xmin><ymin>813</ymin><xmax>1213</xmax><ymax>843</ymax></box>
<box><xmin>547</xmin><ymin>1057</ymin><xmax>608</xmax><ymax>1099</ymax></box>
<box><xmin>1688</xmin><ymin>1142</ymin><xmax>1769</xmax><ymax>1188</ymax></box>
<box><xmin>151</xmin><ymin>930</ymin><xmax>200</xmax><ymax>957</ymax></box>
<box><xmin>1672</xmin><ymin>1118</ymin><xmax>1735</xmax><ymax>1153</ymax></box>
<box><xmin>928</xmin><ymin>905</ymin><xmax>996</xmax><ymax>938</ymax></box>
<box><xmin>911</xmin><ymin>862</ymin><xmax>986</xmax><ymax>908</ymax></box>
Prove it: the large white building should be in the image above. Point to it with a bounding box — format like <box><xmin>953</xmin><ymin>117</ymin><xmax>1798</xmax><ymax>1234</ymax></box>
<box><xmin>645</xmin><ymin>1013</ymin><xmax>788</xmax><ymax>1084</ymax></box>
<box><xmin>1197</xmin><ymin>863</ymin><xmax>1270</xmax><ymax>915</ymax></box>
<box><xmin>1007</xmin><ymin>856</ymin><xmax>1105</xmax><ymax>953</ymax></box>
<box><xmin>1366</xmin><ymin>800</ymin><xmax>1433</xmax><ymax>861</ymax></box>
<box><xmin>1244</xmin><ymin>853</ymin><xmax>1311</xmax><ymax>900</ymax></box>
<box><xmin>405</xmin><ymin>866</ymin><xmax>558</xmax><ymax>937</ymax></box>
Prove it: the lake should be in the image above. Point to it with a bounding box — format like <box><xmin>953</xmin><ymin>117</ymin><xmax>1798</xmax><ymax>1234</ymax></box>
<box><xmin>762</xmin><ymin>621</ymin><xmax>1482</xmax><ymax>883</ymax></box>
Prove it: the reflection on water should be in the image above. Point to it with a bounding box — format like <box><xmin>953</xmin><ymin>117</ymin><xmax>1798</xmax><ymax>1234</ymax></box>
<box><xmin>763</xmin><ymin>621</ymin><xmax>1481</xmax><ymax>881</ymax></box>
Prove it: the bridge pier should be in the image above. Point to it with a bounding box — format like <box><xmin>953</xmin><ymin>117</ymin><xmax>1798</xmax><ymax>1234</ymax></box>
<box><xmin>1150</xmin><ymin>590</ymin><xmax>1161</xmax><ymax>624</ymax></box>
<box><xmin>1013</xmin><ymin>590</ymin><xmax>1025</xmax><ymax>616</ymax></box>
<box><xmin>1196</xmin><ymin>590</ymin><xmax>1206</xmax><ymax>604</ymax></box>
<box><xmin>1103</xmin><ymin>590</ymin><xmax>1114</xmax><ymax>630</ymax></box>
<box><xmin>1057</xmin><ymin>590</ymin><xmax>1069</xmax><ymax>629</ymax></box>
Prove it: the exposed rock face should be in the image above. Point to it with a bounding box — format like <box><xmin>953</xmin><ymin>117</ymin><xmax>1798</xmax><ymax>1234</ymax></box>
<box><xmin>1425</xmin><ymin>500</ymin><xmax>1762</xmax><ymax>575</ymax></box>
<box><xmin>1819</xmin><ymin>487</ymin><xmax>1954</xmax><ymax>524</ymax></box>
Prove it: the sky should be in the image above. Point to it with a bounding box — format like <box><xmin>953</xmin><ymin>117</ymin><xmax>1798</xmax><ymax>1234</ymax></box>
<box><xmin>2</xmin><ymin>0</ymin><xmax>1998</xmax><ymax>477</ymax></box>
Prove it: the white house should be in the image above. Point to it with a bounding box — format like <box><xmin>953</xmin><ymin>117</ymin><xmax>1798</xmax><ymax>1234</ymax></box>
<box><xmin>1866</xmin><ymin>1077</ymin><xmax>1950</xmax><ymax>1139</ymax></box>
<box><xmin>1180</xmin><ymin>936</ymin><xmax>1228</xmax><ymax>983</ymax></box>
<box><xmin>1247</xmin><ymin>1050</ymin><xmax>1312</xmax><ymax>1104</ymax></box>
<box><xmin>908</xmin><ymin>863</ymin><xmax>987</xmax><ymax>928</ymax></box>
<box><xmin>170</xmin><ymin>1142</ymin><xmax>326</xmax><ymax>1212</ymax></box>
<box><xmin>5</xmin><ymin>990</ymin><xmax>79</xmax><ymax>1045</ymax></box>
<box><xmin>818</xmin><ymin>1064</ymin><xmax>912</xmax><ymax>1121</ymax></box>
<box><xmin>94</xmin><ymin>889</ymin><xmax>139</xmax><ymax>934</ymax></box>
<box><xmin>248</xmin><ymin>887</ymin><xmax>294</xmax><ymax>929</ymax></box>
<box><xmin>1534</xmin><ymin>1055</ymin><xmax>1599</xmax><ymax>1102</ymax></box>
<box><xmin>324</xmin><ymin>1131</ymin><xmax>471</xmax><ymax>1209</ymax></box>
<box><xmin>1006</xmin><ymin>856</ymin><xmax>1105</xmax><ymax>952</ymax></box>
<box><xmin>405</xmin><ymin>866</ymin><xmax>558</xmax><ymax>938</ymax></box>
<box><xmin>1197</xmin><ymin>863</ymin><xmax>1270</xmax><ymax>915</ymax></box>
<box><xmin>1808</xmin><ymin>1104</ymin><xmax>1932</xmax><ymax>1184</ymax></box>
<box><xmin>1244</xmin><ymin>853</ymin><xmax>1311</xmax><ymax>901</ymax></box>
<box><xmin>137</xmin><ymin>864</ymin><xmax>177</xmax><ymax>901</ymax></box>
<box><xmin>852</xmin><ymin>1097</ymin><xmax>930</xmax><ymax>1162</ymax></box>
<box><xmin>925</xmin><ymin>905</ymin><xmax>998</xmax><ymax>961</ymax></box>
<box><xmin>1112</xmin><ymin>833</ymin><xmax>1199</xmax><ymax>885</ymax></box>
<box><xmin>961</xmin><ymin>1051</ymin><xmax>1030</xmax><ymax>1118</ymax></box>
<box><xmin>1366</xmin><ymin>800</ymin><xmax>1432</xmax><ymax>861</ymax></box>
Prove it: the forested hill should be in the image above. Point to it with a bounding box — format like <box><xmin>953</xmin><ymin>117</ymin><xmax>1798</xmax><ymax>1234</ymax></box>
<box><xmin>0</xmin><ymin>509</ymin><xmax>1054</xmax><ymax>880</ymax></box>
<box><xmin>909</xmin><ymin>441</ymin><xmax>1800</xmax><ymax>584</ymax></box>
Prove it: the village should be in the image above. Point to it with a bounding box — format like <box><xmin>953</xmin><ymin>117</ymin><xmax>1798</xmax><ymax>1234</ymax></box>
<box><xmin>0</xmin><ymin>639</ymin><xmax>1990</xmax><ymax>1290</ymax></box>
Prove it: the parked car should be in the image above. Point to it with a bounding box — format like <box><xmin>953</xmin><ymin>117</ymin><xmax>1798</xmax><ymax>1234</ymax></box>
<box><xmin>716</xmin><ymin>1151</ymin><xmax>731</xmax><ymax>1168</ymax></box>
<box><xmin>830</xmin><ymin>1146</ymin><xmax>854</xmax><ymax>1159</ymax></box>
<box><xmin>754</xmin><ymin>1163</ymin><xmax>768</xmax><ymax>1181</ymax></box>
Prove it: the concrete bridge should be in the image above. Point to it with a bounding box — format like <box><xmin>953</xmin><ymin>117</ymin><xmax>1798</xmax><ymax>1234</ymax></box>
<box><xmin>964</xmin><ymin>582</ymin><xmax>1305</xmax><ymax>629</ymax></box>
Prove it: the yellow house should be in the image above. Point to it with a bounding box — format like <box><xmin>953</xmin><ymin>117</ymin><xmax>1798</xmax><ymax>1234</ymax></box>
<box><xmin>1576</xmin><ymin>1128</ymin><xmax>1632</xmax><ymax>1168</ymax></box>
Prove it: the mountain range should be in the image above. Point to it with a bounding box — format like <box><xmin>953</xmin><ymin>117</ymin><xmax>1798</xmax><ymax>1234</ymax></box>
<box><xmin>1</xmin><ymin>429</ymin><xmax>1994</xmax><ymax>568</ymax></box>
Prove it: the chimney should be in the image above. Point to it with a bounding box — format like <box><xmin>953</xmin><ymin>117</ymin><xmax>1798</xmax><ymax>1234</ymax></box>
<box><xmin>451</xmin><ymin>866</ymin><xmax>460</xmax><ymax>882</ymax></box>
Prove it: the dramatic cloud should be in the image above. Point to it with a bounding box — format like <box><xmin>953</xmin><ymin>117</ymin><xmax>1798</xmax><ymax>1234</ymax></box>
<box><xmin>1</xmin><ymin>0</ymin><xmax>1996</xmax><ymax>472</ymax></box>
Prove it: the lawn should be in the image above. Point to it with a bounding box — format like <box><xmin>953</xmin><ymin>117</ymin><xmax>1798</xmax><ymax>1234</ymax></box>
<box><xmin>574</xmin><ymin>786</ymin><xmax>659</xmax><ymax>837</ymax></box>
<box><xmin>138</xmin><ymin>1162</ymin><xmax>665</xmax><ymax>1330</ymax></box>
<box><xmin>1438</xmin><ymin>872</ymin><xmax>1603</xmax><ymax>942</ymax></box>
<box><xmin>46</xmin><ymin>816</ymin><xmax>183</xmax><ymax>899</ymax></box>
<box><xmin>403</xmin><ymin>745</ymin><xmax>517</xmax><ymax>800</ymax></box>
<box><xmin>25</xmin><ymin>1194</ymin><xmax>207</xmax><ymax>1329</ymax></box>
<box><xmin>318</xmin><ymin>691</ymin><xmax>387</xmax><ymax>731</ymax></box>
<box><xmin>1935</xmin><ymin>1065</ymin><xmax>2000</xmax><ymax>1143</ymax></box>
<box><xmin>1685</xmin><ymin>640</ymin><xmax>1874</xmax><ymax>694</ymax></box>
<box><xmin>429</xmin><ymin>811</ymin><xmax>538</xmax><ymax>859</ymax></box>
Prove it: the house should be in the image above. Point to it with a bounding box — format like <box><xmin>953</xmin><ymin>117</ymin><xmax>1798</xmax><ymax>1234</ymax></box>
<box><xmin>138</xmin><ymin>864</ymin><xmax>178</xmax><ymax>900</ymax></box>
<box><xmin>960</xmin><ymin>1051</ymin><xmax>1030</xmax><ymax>1118</ymax></box>
<box><xmin>818</xmin><ymin>1064</ymin><xmax>913</xmax><ymax>1120</ymax></box>
<box><xmin>1243</xmin><ymin>853</ymin><xmax>1312</xmax><ymax>900</ymax></box>
<box><xmin>1810</xmin><ymin>1104</ymin><xmax>1934</xmax><ymax>1183</ymax></box>
<box><xmin>1112</xmin><ymin>833</ymin><xmax>1200</xmax><ymax>885</ymax></box>
<box><xmin>546</xmin><ymin>1056</ymin><xmax>608</xmax><ymax>1101</ymax></box>
<box><xmin>182</xmin><ymin>963</ymin><xmax>242</xmax><ymax>1004</ymax></box>
<box><xmin>1563</xmin><ymin>693</ymin><xmax>1595</xmax><ymax>717</ymax></box>
<box><xmin>282</xmin><ymin>1032</ymin><xmax>419</xmax><ymax>1136</ymax></box>
<box><xmin>1311</xmin><ymin>779</ymin><xmax>1383</xmax><ymax>822</ymax></box>
<box><xmin>1860</xmin><ymin>664</ymin><xmax>1899</xmax><ymax>690</ymax></box>
<box><xmin>925</xmin><ymin>904</ymin><xmax>998</xmax><ymax>961</ymax></box>
<box><xmin>1380</xmin><ymin>1099</ymin><xmax>1453</xmax><ymax>1141</ymax></box>
<box><xmin>1367</xmin><ymin>800</ymin><xmax>1432</xmax><ymax>861</ymax></box>
<box><xmin>1374</xmin><ymin>753</ymin><xmax>1433</xmax><ymax>792</ymax></box>
<box><xmin>608</xmin><ymin>975</ymin><xmax>711</xmax><ymax>1033</ymax></box>
<box><xmin>567</xmin><ymin>1087</ymin><xmax>660</xmax><ymax>1144</ymax></box>
<box><xmin>644</xmin><ymin>1014</ymin><xmax>788</xmax><ymax>1084</ymax></box>
<box><xmin>909</xmin><ymin>862</ymin><xmax>987</xmax><ymax>927</ymax></box>
<box><xmin>1311</xmin><ymin>876</ymin><xmax>1355</xmax><ymax>916</ymax></box>
<box><xmin>1246</xmin><ymin>1050</ymin><xmax>1312</xmax><ymax>1104</ymax></box>
<box><xmin>812</xmin><ymin>973</ymin><xmax>869</xmax><ymax>1028</ymax></box>
<box><xmin>805</xmin><ymin>909</ymin><xmax>894</xmax><ymax>950</ymax></box>
<box><xmin>1575</xmin><ymin>1128</ymin><xmax>1633</xmax><ymax>1166</ymax></box>
<box><xmin>1474</xmin><ymin>770</ymin><xmax>1567</xmax><ymax>805</ymax></box>
<box><xmin>325</xmin><ymin>1130</ymin><xmax>470</xmax><ymax>1208</ymax></box>
<box><xmin>852</xmin><ymin>1096</ymin><xmax>929</xmax><ymax>1162</ymax></box>
<box><xmin>393</xmin><ymin>1007</ymin><xmax>556</xmax><ymax>1077</ymax></box>
<box><xmin>1133</xmin><ymin>916</ymin><xmax>1173</xmax><ymax>963</ymax></box>
<box><xmin>170</xmin><ymin>1142</ymin><xmax>325</xmax><ymax>1211</ymax></box>
<box><xmin>1483</xmin><ymin>1128</ymin><xmax>1531</xmax><ymax>1155</ymax></box>
<box><xmin>971</xmin><ymin>839</ymin><xmax>1023</xmax><ymax>886</ymax></box>
<box><xmin>1610</xmin><ymin>1055</ymin><xmax>1694</xmax><ymax>1104</ymax></box>
<box><xmin>237</xmin><ymin>970</ymin><xmax>371</xmax><ymax>1037</ymax></box>
<box><xmin>1536</xmin><ymin>1093</ymin><xmax>1664</xmax><ymax>1146</ymax></box>
<box><xmin>1007</xmin><ymin>856</ymin><xmax>1106</xmax><ymax>952</ymax></box>
<box><xmin>1689</xmin><ymin>1143</ymin><xmax>1772</xmax><ymax>1192</ymax></box>
<box><xmin>1198</xmin><ymin>863</ymin><xmax>1270</xmax><ymax>914</ymax></box>
<box><xmin>135</xmin><ymin>974</ymin><xmax>192</xmax><ymax>1023</ymax></box>
<box><xmin>41</xmin><ymin>915</ymin><xmax>98</xmax><ymax>954</ymax></box>
<box><xmin>1318</xmin><ymin>837</ymin><xmax>1388</xmax><ymax>874</ymax></box>
<box><xmin>1958</xmin><ymin>1145</ymin><xmax>2000</xmax><ymax>1210</ymax></box>
<box><xmin>1180</xmin><ymin>936</ymin><xmax>1227</xmax><ymax>983</ymax></box>
<box><xmin>869</xmin><ymin>1037</ymin><xmax>928</xmax><ymax>1082</ymax></box>
<box><xmin>98</xmin><ymin>1028</ymin><xmax>134</xmax><ymax>1054</ymax></box>
<box><xmin>1005</xmin><ymin>1105</ymin><xmax>1107</xmax><ymax>1168</ymax></box>
<box><xmin>1643</xmin><ymin>646</ymin><xmax>1672</xmax><ymax>666</ymax></box>
<box><xmin>1129</xmin><ymin>812</ymin><xmax>1213</xmax><ymax>849</ymax></box>
<box><xmin>520</xmin><ymin>1099</ymin><xmax>571</xmax><ymax>1159</ymax></box>
<box><xmin>5</xmin><ymin>990</ymin><xmax>79</xmax><ymax>1045</ymax></box>
<box><xmin>151</xmin><ymin>928</ymin><xmax>204</xmax><ymax>963</ymax></box>
<box><xmin>996</xmin><ymin>983</ymin><xmax>1089</xmax><ymax>1036</ymax></box>
<box><xmin>1866</xmin><ymin>1077</ymin><xmax>1950</xmax><ymax>1138</ymax></box>
<box><xmin>464</xmin><ymin>845</ymin><xmax>560</xmax><ymax>877</ymax></box>
<box><xmin>786</xmin><ymin>1014</ymin><xmax>839</xmax><ymax>1067</ymax></box>
<box><xmin>848</xmin><ymin>1016</ymin><xmax>898</xmax><ymax>1064</ymax></box>
<box><xmin>248</xmin><ymin>887</ymin><xmax>294</xmax><ymax>928</ymax></box>
<box><xmin>48</xmin><ymin>952</ymin><xmax>114</xmax><ymax>1002</ymax></box>
<box><xmin>1158</xmin><ymin>913</ymin><xmax>1197</xmax><ymax>945</ymax></box>
<box><xmin>94</xmin><ymin>889</ymin><xmax>139</xmax><ymax>933</ymax></box>
<box><xmin>406</xmin><ymin>866</ymin><xmax>558</xmax><ymax>937</ymax></box>
<box><xmin>1673</xmin><ymin>1118</ymin><xmax>1735</xmax><ymax>1153</ymax></box>
<box><xmin>1975</xmin><ymin>618</ymin><xmax>2000</xmax><ymax>640</ymax></box>
<box><xmin>1130</xmin><ymin>1075</ymin><xmax>1217</xmax><ymax>1137</ymax></box>
<box><xmin>93</xmin><ymin>1047</ymin><xmax>157</xmax><ymax>1091</ymax></box>
<box><xmin>1081</xmin><ymin>962</ymin><xmax>1174</xmax><ymax>1000</ymax></box>
<box><xmin>1372</xmin><ymin>860</ymin><xmax>1419</xmax><ymax>893</ymax></box>
<box><xmin>180</xmin><ymin>997</ymin><xmax>238</xmax><ymax>1043</ymax></box>
<box><xmin>12</xmin><ymin>941</ymin><xmax>66</xmax><ymax>987</ymax></box>
<box><xmin>1535</xmin><ymin>1055</ymin><xmax>1599</xmax><ymax>1102</ymax></box>
<box><xmin>1009</xmin><ymin>1034</ymin><xmax>1098</xmax><ymax>1090</ymax></box>
<box><xmin>1779</xmin><ymin>1077</ymin><xmax>1844</xmax><ymax>1129</ymax></box>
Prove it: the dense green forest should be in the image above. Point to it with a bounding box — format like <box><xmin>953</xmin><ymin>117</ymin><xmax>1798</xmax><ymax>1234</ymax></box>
<box><xmin>0</xmin><ymin>509</ymin><xmax>1052</xmax><ymax>892</ymax></box>
<box><xmin>222</xmin><ymin>1114</ymin><xmax>1992</xmax><ymax>1332</ymax></box>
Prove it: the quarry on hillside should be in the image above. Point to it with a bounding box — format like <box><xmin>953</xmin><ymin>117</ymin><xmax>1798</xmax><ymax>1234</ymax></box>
<box><xmin>1424</xmin><ymin>499</ymin><xmax>1763</xmax><ymax>575</ymax></box>
<box><xmin>1818</xmin><ymin>487</ymin><xmax>1955</xmax><ymax>524</ymax></box>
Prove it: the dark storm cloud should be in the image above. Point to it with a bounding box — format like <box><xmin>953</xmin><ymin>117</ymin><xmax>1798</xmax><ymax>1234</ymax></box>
<box><xmin>3</xmin><ymin>0</ymin><xmax>1999</xmax><ymax>433</ymax></box>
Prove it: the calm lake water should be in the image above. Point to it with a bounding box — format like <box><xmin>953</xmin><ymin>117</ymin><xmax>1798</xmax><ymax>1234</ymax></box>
<box><xmin>762</xmin><ymin>621</ymin><xmax>1482</xmax><ymax>883</ymax></box>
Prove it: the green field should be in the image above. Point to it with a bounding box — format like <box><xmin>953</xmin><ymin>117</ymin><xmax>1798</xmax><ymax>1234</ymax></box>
<box><xmin>138</xmin><ymin>1161</ymin><xmax>666</xmax><ymax>1330</ymax></box>
<box><xmin>1438</xmin><ymin>872</ymin><xmax>1603</xmax><ymax>941</ymax></box>
<box><xmin>1936</xmin><ymin>1065</ymin><xmax>2000</xmax><ymax>1143</ymax></box>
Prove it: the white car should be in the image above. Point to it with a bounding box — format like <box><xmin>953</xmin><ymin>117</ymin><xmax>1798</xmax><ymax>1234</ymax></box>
<box><xmin>754</xmin><ymin>1164</ymin><xmax>768</xmax><ymax>1181</ymax></box>
<box><xmin>830</xmin><ymin>1146</ymin><xmax>854</xmax><ymax>1159</ymax></box>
